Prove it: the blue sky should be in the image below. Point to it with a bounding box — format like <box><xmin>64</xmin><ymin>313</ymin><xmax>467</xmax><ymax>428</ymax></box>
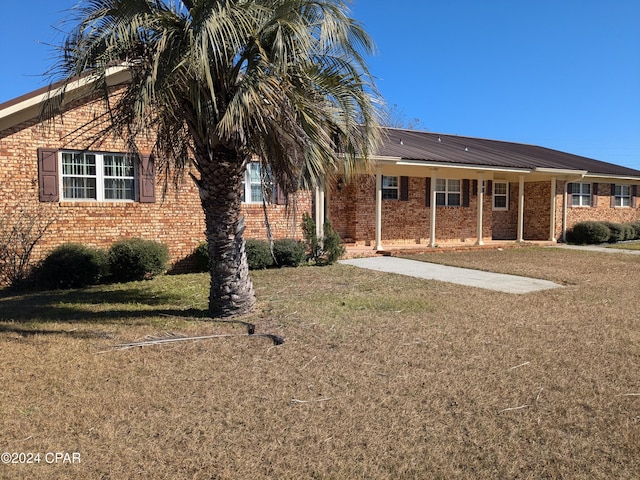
<box><xmin>1</xmin><ymin>0</ymin><xmax>639</xmax><ymax>169</ymax></box>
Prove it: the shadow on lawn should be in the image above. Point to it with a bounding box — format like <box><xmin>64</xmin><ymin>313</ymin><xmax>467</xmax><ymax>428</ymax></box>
<box><xmin>0</xmin><ymin>285</ymin><xmax>208</xmax><ymax>325</ymax></box>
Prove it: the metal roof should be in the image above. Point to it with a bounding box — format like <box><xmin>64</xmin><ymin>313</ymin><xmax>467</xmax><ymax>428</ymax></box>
<box><xmin>378</xmin><ymin>128</ymin><xmax>640</xmax><ymax>178</ymax></box>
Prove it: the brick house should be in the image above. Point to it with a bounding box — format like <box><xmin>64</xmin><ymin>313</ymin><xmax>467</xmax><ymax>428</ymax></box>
<box><xmin>326</xmin><ymin>128</ymin><xmax>640</xmax><ymax>250</ymax></box>
<box><xmin>0</xmin><ymin>70</ymin><xmax>310</xmax><ymax>268</ymax></box>
<box><xmin>2</xmin><ymin>73</ymin><xmax>639</xmax><ymax>269</ymax></box>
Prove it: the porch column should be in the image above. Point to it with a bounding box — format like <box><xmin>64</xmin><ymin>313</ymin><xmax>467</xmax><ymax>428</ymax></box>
<box><xmin>375</xmin><ymin>168</ymin><xmax>383</xmax><ymax>251</ymax></box>
<box><xmin>517</xmin><ymin>175</ymin><xmax>525</xmax><ymax>242</ymax></box>
<box><xmin>562</xmin><ymin>181</ymin><xmax>569</xmax><ymax>242</ymax></box>
<box><xmin>549</xmin><ymin>177</ymin><xmax>557</xmax><ymax>242</ymax></box>
<box><xmin>430</xmin><ymin>169</ymin><xmax>438</xmax><ymax>247</ymax></box>
<box><xmin>476</xmin><ymin>174</ymin><xmax>484</xmax><ymax>245</ymax></box>
<box><xmin>315</xmin><ymin>185</ymin><xmax>325</xmax><ymax>242</ymax></box>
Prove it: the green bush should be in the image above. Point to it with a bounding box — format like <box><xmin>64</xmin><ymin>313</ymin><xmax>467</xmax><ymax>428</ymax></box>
<box><xmin>37</xmin><ymin>243</ymin><xmax>108</xmax><ymax>289</ymax></box>
<box><xmin>621</xmin><ymin>223</ymin><xmax>636</xmax><ymax>241</ymax></box>
<box><xmin>108</xmin><ymin>238</ymin><xmax>169</xmax><ymax>282</ymax></box>
<box><xmin>301</xmin><ymin>212</ymin><xmax>321</xmax><ymax>263</ymax></box>
<box><xmin>245</xmin><ymin>239</ymin><xmax>273</xmax><ymax>270</ymax></box>
<box><xmin>301</xmin><ymin>214</ymin><xmax>346</xmax><ymax>265</ymax></box>
<box><xmin>273</xmin><ymin>238</ymin><xmax>306</xmax><ymax>267</ymax></box>
<box><xmin>601</xmin><ymin>222</ymin><xmax>625</xmax><ymax>243</ymax></box>
<box><xmin>192</xmin><ymin>242</ymin><xmax>210</xmax><ymax>273</ymax></box>
<box><xmin>624</xmin><ymin>222</ymin><xmax>640</xmax><ymax>240</ymax></box>
<box><xmin>567</xmin><ymin>221</ymin><xmax>610</xmax><ymax>245</ymax></box>
<box><xmin>321</xmin><ymin>220</ymin><xmax>346</xmax><ymax>265</ymax></box>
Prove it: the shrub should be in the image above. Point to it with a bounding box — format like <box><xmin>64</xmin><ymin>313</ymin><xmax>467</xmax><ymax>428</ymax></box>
<box><xmin>245</xmin><ymin>239</ymin><xmax>273</xmax><ymax>270</ymax></box>
<box><xmin>36</xmin><ymin>243</ymin><xmax>108</xmax><ymax>289</ymax></box>
<box><xmin>625</xmin><ymin>222</ymin><xmax>640</xmax><ymax>240</ymax></box>
<box><xmin>621</xmin><ymin>223</ymin><xmax>636</xmax><ymax>241</ymax></box>
<box><xmin>301</xmin><ymin>212</ymin><xmax>321</xmax><ymax>263</ymax></box>
<box><xmin>0</xmin><ymin>203</ymin><xmax>56</xmax><ymax>288</ymax></box>
<box><xmin>301</xmin><ymin>214</ymin><xmax>345</xmax><ymax>265</ymax></box>
<box><xmin>601</xmin><ymin>222</ymin><xmax>625</xmax><ymax>243</ymax></box>
<box><xmin>108</xmin><ymin>238</ymin><xmax>169</xmax><ymax>282</ymax></box>
<box><xmin>192</xmin><ymin>242</ymin><xmax>210</xmax><ymax>273</ymax></box>
<box><xmin>273</xmin><ymin>238</ymin><xmax>306</xmax><ymax>267</ymax></box>
<box><xmin>321</xmin><ymin>220</ymin><xmax>346</xmax><ymax>265</ymax></box>
<box><xmin>568</xmin><ymin>221</ymin><xmax>610</xmax><ymax>245</ymax></box>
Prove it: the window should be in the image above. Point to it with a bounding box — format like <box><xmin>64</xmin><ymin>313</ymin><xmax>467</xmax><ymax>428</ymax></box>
<box><xmin>614</xmin><ymin>184</ymin><xmax>631</xmax><ymax>207</ymax></box>
<box><xmin>61</xmin><ymin>152</ymin><xmax>135</xmax><ymax>201</ymax></box>
<box><xmin>571</xmin><ymin>183</ymin><xmax>591</xmax><ymax>207</ymax></box>
<box><xmin>493</xmin><ymin>182</ymin><xmax>508</xmax><ymax>210</ymax></box>
<box><xmin>382</xmin><ymin>176</ymin><xmax>399</xmax><ymax>200</ymax></box>
<box><xmin>435</xmin><ymin>179</ymin><xmax>461</xmax><ymax>206</ymax></box>
<box><xmin>241</xmin><ymin>162</ymin><xmax>274</xmax><ymax>204</ymax></box>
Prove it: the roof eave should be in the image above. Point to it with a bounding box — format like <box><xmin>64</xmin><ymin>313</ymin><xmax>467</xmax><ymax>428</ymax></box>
<box><xmin>0</xmin><ymin>66</ymin><xmax>130</xmax><ymax>131</ymax></box>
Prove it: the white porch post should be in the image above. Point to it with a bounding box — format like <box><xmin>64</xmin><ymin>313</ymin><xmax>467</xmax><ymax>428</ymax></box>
<box><xmin>375</xmin><ymin>168</ymin><xmax>383</xmax><ymax>251</ymax></box>
<box><xmin>314</xmin><ymin>185</ymin><xmax>325</xmax><ymax>242</ymax></box>
<box><xmin>562</xmin><ymin>181</ymin><xmax>569</xmax><ymax>242</ymax></box>
<box><xmin>549</xmin><ymin>177</ymin><xmax>557</xmax><ymax>242</ymax></box>
<box><xmin>476</xmin><ymin>174</ymin><xmax>484</xmax><ymax>245</ymax></box>
<box><xmin>517</xmin><ymin>175</ymin><xmax>525</xmax><ymax>242</ymax></box>
<box><xmin>430</xmin><ymin>169</ymin><xmax>438</xmax><ymax>247</ymax></box>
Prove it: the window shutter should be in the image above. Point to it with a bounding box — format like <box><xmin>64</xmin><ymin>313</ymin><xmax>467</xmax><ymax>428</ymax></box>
<box><xmin>486</xmin><ymin>180</ymin><xmax>493</xmax><ymax>196</ymax></box>
<box><xmin>462</xmin><ymin>179</ymin><xmax>470</xmax><ymax>207</ymax></box>
<box><xmin>37</xmin><ymin>148</ymin><xmax>59</xmax><ymax>202</ymax></box>
<box><xmin>138</xmin><ymin>154</ymin><xmax>156</xmax><ymax>203</ymax></box>
<box><xmin>592</xmin><ymin>183</ymin><xmax>598</xmax><ymax>195</ymax></box>
<box><xmin>275</xmin><ymin>185</ymin><xmax>287</xmax><ymax>205</ymax></box>
<box><xmin>425</xmin><ymin>177</ymin><xmax>431</xmax><ymax>207</ymax></box>
<box><xmin>633</xmin><ymin>185</ymin><xmax>638</xmax><ymax>208</ymax></box>
<box><xmin>610</xmin><ymin>184</ymin><xmax>616</xmax><ymax>208</ymax></box>
<box><xmin>567</xmin><ymin>182</ymin><xmax>573</xmax><ymax>194</ymax></box>
<box><xmin>400</xmin><ymin>176</ymin><xmax>409</xmax><ymax>201</ymax></box>
<box><xmin>472</xmin><ymin>179</ymin><xmax>477</xmax><ymax>197</ymax></box>
<box><xmin>591</xmin><ymin>183</ymin><xmax>598</xmax><ymax>207</ymax></box>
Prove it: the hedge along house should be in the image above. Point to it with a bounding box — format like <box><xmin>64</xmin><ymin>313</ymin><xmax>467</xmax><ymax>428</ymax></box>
<box><xmin>0</xmin><ymin>67</ymin><xmax>311</xmax><ymax>269</ymax></box>
<box><xmin>326</xmin><ymin>128</ymin><xmax>640</xmax><ymax>250</ymax></box>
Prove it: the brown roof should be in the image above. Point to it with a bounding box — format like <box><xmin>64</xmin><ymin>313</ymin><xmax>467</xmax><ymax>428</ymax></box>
<box><xmin>378</xmin><ymin>128</ymin><xmax>640</xmax><ymax>177</ymax></box>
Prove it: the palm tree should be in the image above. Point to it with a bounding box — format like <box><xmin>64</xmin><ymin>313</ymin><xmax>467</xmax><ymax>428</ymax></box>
<box><xmin>47</xmin><ymin>0</ymin><xmax>381</xmax><ymax>318</ymax></box>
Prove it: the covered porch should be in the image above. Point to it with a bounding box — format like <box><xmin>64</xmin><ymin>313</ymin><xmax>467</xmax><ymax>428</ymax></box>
<box><xmin>320</xmin><ymin>158</ymin><xmax>588</xmax><ymax>252</ymax></box>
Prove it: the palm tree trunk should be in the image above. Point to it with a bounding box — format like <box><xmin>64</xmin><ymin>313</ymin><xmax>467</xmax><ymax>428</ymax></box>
<box><xmin>198</xmin><ymin>147</ymin><xmax>256</xmax><ymax>318</ymax></box>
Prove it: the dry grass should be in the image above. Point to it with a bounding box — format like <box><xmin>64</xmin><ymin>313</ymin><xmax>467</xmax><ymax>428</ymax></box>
<box><xmin>1</xmin><ymin>247</ymin><xmax>639</xmax><ymax>479</ymax></box>
<box><xmin>608</xmin><ymin>241</ymin><xmax>640</xmax><ymax>251</ymax></box>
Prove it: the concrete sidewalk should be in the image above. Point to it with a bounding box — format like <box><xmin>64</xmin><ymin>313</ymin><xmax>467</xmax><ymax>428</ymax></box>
<box><xmin>339</xmin><ymin>256</ymin><xmax>562</xmax><ymax>294</ymax></box>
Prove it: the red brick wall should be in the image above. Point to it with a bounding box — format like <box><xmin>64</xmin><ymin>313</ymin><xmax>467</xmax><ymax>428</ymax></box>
<box><xmin>491</xmin><ymin>182</ymin><xmax>519</xmax><ymax>240</ymax></box>
<box><xmin>562</xmin><ymin>181</ymin><xmax>640</xmax><ymax>236</ymax></box>
<box><xmin>0</xmin><ymin>94</ymin><xmax>310</xmax><ymax>267</ymax></box>
<box><xmin>330</xmin><ymin>177</ymin><xmax>640</xmax><ymax>245</ymax></box>
<box><xmin>329</xmin><ymin>175</ymin><xmax>493</xmax><ymax>246</ymax></box>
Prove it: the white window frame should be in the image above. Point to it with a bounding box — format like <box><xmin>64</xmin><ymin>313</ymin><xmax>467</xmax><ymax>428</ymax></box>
<box><xmin>382</xmin><ymin>175</ymin><xmax>399</xmax><ymax>200</ymax></box>
<box><xmin>493</xmin><ymin>181</ymin><xmax>509</xmax><ymax>210</ymax></box>
<box><xmin>435</xmin><ymin>178</ymin><xmax>461</xmax><ymax>206</ymax></box>
<box><xmin>60</xmin><ymin>151</ymin><xmax>136</xmax><ymax>202</ymax></box>
<box><xmin>241</xmin><ymin>162</ymin><xmax>274</xmax><ymax>204</ymax></box>
<box><xmin>614</xmin><ymin>184</ymin><xmax>631</xmax><ymax>207</ymax></box>
<box><xmin>571</xmin><ymin>182</ymin><xmax>591</xmax><ymax>207</ymax></box>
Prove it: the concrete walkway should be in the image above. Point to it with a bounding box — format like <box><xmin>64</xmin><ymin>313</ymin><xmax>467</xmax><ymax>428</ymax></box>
<box><xmin>339</xmin><ymin>256</ymin><xmax>562</xmax><ymax>294</ymax></box>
